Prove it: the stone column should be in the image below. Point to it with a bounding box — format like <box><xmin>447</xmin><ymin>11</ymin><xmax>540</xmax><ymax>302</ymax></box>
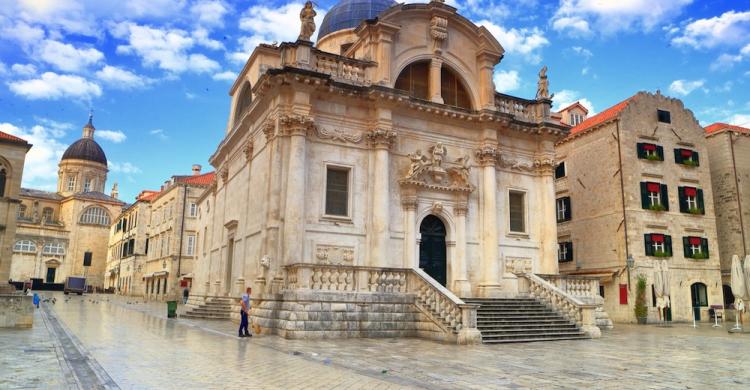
<box><xmin>453</xmin><ymin>203</ymin><xmax>471</xmax><ymax>297</ymax></box>
<box><xmin>537</xmin><ymin>157</ymin><xmax>559</xmax><ymax>274</ymax></box>
<box><xmin>476</xmin><ymin>53</ymin><xmax>499</xmax><ymax>110</ymax></box>
<box><xmin>402</xmin><ymin>196</ymin><xmax>417</xmax><ymax>268</ymax></box>
<box><xmin>367</xmin><ymin>128</ymin><xmax>396</xmax><ymax>267</ymax></box>
<box><xmin>281</xmin><ymin>115</ymin><xmax>312</xmax><ymax>265</ymax></box>
<box><xmin>429</xmin><ymin>58</ymin><xmax>443</xmax><ymax>104</ymax></box>
<box><xmin>475</xmin><ymin>145</ymin><xmax>502</xmax><ymax>297</ymax></box>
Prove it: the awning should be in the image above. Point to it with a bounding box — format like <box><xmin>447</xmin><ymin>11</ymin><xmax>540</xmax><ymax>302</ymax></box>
<box><xmin>153</xmin><ymin>271</ymin><xmax>169</xmax><ymax>277</ymax></box>
<box><xmin>181</xmin><ymin>273</ymin><xmax>194</xmax><ymax>279</ymax></box>
<box><xmin>562</xmin><ymin>268</ymin><xmax>618</xmax><ymax>282</ymax></box>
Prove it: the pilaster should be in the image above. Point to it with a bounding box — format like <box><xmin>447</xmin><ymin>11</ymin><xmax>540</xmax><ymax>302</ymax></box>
<box><xmin>280</xmin><ymin>114</ymin><xmax>314</xmax><ymax>266</ymax></box>
<box><xmin>475</xmin><ymin>144</ymin><xmax>503</xmax><ymax>297</ymax></box>
<box><xmin>367</xmin><ymin>127</ymin><xmax>397</xmax><ymax>267</ymax></box>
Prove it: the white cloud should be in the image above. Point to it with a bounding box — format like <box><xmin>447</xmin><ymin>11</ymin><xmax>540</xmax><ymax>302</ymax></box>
<box><xmin>725</xmin><ymin>113</ymin><xmax>750</xmax><ymax>127</ymax></box>
<box><xmin>8</xmin><ymin>72</ymin><xmax>102</xmax><ymax>100</ymax></box>
<box><xmin>672</xmin><ymin>11</ymin><xmax>750</xmax><ymax>49</ymax></box>
<box><xmin>710</xmin><ymin>53</ymin><xmax>743</xmax><ymax>71</ymax></box>
<box><xmin>96</xmin><ymin>129</ymin><xmax>127</xmax><ymax>143</ymax></box>
<box><xmin>551</xmin><ymin>0</ymin><xmax>692</xmax><ymax>37</ymax></box>
<box><xmin>114</xmin><ymin>22</ymin><xmax>220</xmax><ymax>74</ymax></box>
<box><xmin>150</xmin><ymin>128</ymin><xmax>168</xmax><ymax>140</ymax></box>
<box><xmin>553</xmin><ymin>89</ymin><xmax>596</xmax><ymax>114</ymax></box>
<box><xmin>11</xmin><ymin>63</ymin><xmax>37</xmax><ymax>77</ymax></box>
<box><xmin>35</xmin><ymin>39</ymin><xmax>104</xmax><ymax>72</ymax></box>
<box><xmin>572</xmin><ymin>46</ymin><xmax>593</xmax><ymax>59</ymax></box>
<box><xmin>33</xmin><ymin>117</ymin><xmax>73</xmax><ymax>137</ymax></box>
<box><xmin>193</xmin><ymin>28</ymin><xmax>224</xmax><ymax>50</ymax></box>
<box><xmin>0</xmin><ymin>121</ymin><xmax>68</xmax><ymax>190</ymax></box>
<box><xmin>212</xmin><ymin>70</ymin><xmax>236</xmax><ymax>81</ymax></box>
<box><xmin>477</xmin><ymin>21</ymin><xmax>549</xmax><ymax>63</ymax></box>
<box><xmin>94</xmin><ymin>65</ymin><xmax>152</xmax><ymax>89</ymax></box>
<box><xmin>493</xmin><ymin>70</ymin><xmax>520</xmax><ymax>92</ymax></box>
<box><xmin>0</xmin><ymin>20</ymin><xmax>46</xmax><ymax>49</ymax></box>
<box><xmin>668</xmin><ymin>79</ymin><xmax>705</xmax><ymax>96</ymax></box>
<box><xmin>190</xmin><ymin>0</ymin><xmax>229</xmax><ymax>27</ymax></box>
<box><xmin>124</xmin><ymin>0</ymin><xmax>187</xmax><ymax>19</ymax></box>
<box><xmin>109</xmin><ymin>161</ymin><xmax>142</xmax><ymax>174</ymax></box>
<box><xmin>185</xmin><ymin>92</ymin><xmax>196</xmax><ymax>99</ymax></box>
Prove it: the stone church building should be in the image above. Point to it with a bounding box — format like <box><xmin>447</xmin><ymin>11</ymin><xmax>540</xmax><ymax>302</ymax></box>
<box><xmin>189</xmin><ymin>0</ymin><xmax>602</xmax><ymax>343</ymax></box>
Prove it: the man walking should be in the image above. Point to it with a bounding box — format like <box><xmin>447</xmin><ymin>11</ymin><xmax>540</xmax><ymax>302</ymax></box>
<box><xmin>239</xmin><ymin>287</ymin><xmax>252</xmax><ymax>338</ymax></box>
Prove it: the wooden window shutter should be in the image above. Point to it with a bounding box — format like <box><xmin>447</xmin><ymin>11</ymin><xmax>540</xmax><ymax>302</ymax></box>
<box><xmin>637</xmin><ymin>143</ymin><xmax>646</xmax><ymax>159</ymax></box>
<box><xmin>644</xmin><ymin>234</ymin><xmax>653</xmax><ymax>256</ymax></box>
<box><xmin>567</xmin><ymin>242</ymin><xmax>574</xmax><ymax>261</ymax></box>
<box><xmin>640</xmin><ymin>182</ymin><xmax>649</xmax><ymax>209</ymax></box>
<box><xmin>619</xmin><ymin>284</ymin><xmax>628</xmax><ymax>304</ymax></box>
<box><xmin>674</xmin><ymin>148</ymin><xmax>683</xmax><ymax>164</ymax></box>
<box><xmin>702</xmin><ymin>238</ymin><xmax>709</xmax><ymax>257</ymax></box>
<box><xmin>694</xmin><ymin>151</ymin><xmax>700</xmax><ymax>166</ymax></box>
<box><xmin>564</xmin><ymin>197</ymin><xmax>572</xmax><ymax>221</ymax></box>
<box><xmin>665</xmin><ymin>235</ymin><xmax>673</xmax><ymax>255</ymax></box>
<box><xmin>678</xmin><ymin>187</ymin><xmax>688</xmax><ymax>213</ymax></box>
<box><xmin>683</xmin><ymin>237</ymin><xmax>691</xmax><ymax>258</ymax></box>
<box><xmin>660</xmin><ymin>184</ymin><xmax>669</xmax><ymax>211</ymax></box>
<box><xmin>656</xmin><ymin>145</ymin><xmax>664</xmax><ymax>161</ymax></box>
<box><xmin>697</xmin><ymin>189</ymin><xmax>705</xmax><ymax>214</ymax></box>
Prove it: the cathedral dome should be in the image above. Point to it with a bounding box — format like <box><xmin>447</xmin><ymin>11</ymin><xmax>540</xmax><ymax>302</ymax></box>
<box><xmin>318</xmin><ymin>0</ymin><xmax>397</xmax><ymax>40</ymax></box>
<box><xmin>61</xmin><ymin>114</ymin><xmax>107</xmax><ymax>165</ymax></box>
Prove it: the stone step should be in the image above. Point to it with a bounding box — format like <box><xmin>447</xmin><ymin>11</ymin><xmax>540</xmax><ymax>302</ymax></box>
<box><xmin>180</xmin><ymin>312</ymin><xmax>231</xmax><ymax>319</ymax></box>
<box><xmin>482</xmin><ymin>335</ymin><xmax>589</xmax><ymax>344</ymax></box>
<box><xmin>477</xmin><ymin>319</ymin><xmax>573</xmax><ymax>325</ymax></box>
<box><xmin>190</xmin><ymin>309</ymin><xmax>233</xmax><ymax>315</ymax></box>
<box><xmin>478</xmin><ymin>313</ymin><xmax>564</xmax><ymax>319</ymax></box>
<box><xmin>481</xmin><ymin>331</ymin><xmax>587</xmax><ymax>339</ymax></box>
<box><xmin>478</xmin><ymin>327</ymin><xmax>581</xmax><ymax>334</ymax></box>
<box><xmin>478</xmin><ymin>324</ymin><xmax>578</xmax><ymax>330</ymax></box>
<box><xmin>476</xmin><ymin>309</ymin><xmax>555</xmax><ymax>314</ymax></box>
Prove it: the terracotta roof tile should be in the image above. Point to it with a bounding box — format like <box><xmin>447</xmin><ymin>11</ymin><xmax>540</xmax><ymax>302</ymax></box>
<box><xmin>569</xmin><ymin>97</ymin><xmax>635</xmax><ymax>137</ymax></box>
<box><xmin>0</xmin><ymin>130</ymin><xmax>29</xmax><ymax>145</ymax></box>
<box><xmin>705</xmin><ymin>122</ymin><xmax>750</xmax><ymax>136</ymax></box>
<box><xmin>136</xmin><ymin>190</ymin><xmax>161</xmax><ymax>202</ymax></box>
<box><xmin>175</xmin><ymin>171</ymin><xmax>215</xmax><ymax>186</ymax></box>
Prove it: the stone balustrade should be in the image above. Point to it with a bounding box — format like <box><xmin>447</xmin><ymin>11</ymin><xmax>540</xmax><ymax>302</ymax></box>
<box><xmin>520</xmin><ymin>273</ymin><xmax>601</xmax><ymax>338</ymax></box>
<box><xmin>283</xmin><ymin>263</ymin><xmax>481</xmax><ymax>344</ymax></box>
<box><xmin>313</xmin><ymin>52</ymin><xmax>370</xmax><ymax>84</ymax></box>
<box><xmin>538</xmin><ymin>274</ymin><xmax>601</xmax><ymax>304</ymax></box>
<box><xmin>495</xmin><ymin>94</ymin><xmax>538</xmax><ymax>122</ymax></box>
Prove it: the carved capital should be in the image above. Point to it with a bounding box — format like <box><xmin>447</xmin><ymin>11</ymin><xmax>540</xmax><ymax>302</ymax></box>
<box><xmin>474</xmin><ymin>145</ymin><xmax>498</xmax><ymax>166</ymax></box>
<box><xmin>262</xmin><ymin>121</ymin><xmax>276</xmax><ymax>142</ymax></box>
<box><xmin>220</xmin><ymin>166</ymin><xmax>229</xmax><ymax>183</ymax></box>
<box><xmin>278</xmin><ymin>114</ymin><xmax>314</xmax><ymax>137</ymax></box>
<box><xmin>366</xmin><ymin>128</ymin><xmax>397</xmax><ymax>149</ymax></box>
<box><xmin>401</xmin><ymin>196</ymin><xmax>418</xmax><ymax>211</ymax></box>
<box><xmin>534</xmin><ymin>157</ymin><xmax>555</xmax><ymax>175</ymax></box>
<box><xmin>243</xmin><ymin>140</ymin><xmax>254</xmax><ymax>162</ymax></box>
<box><xmin>454</xmin><ymin>203</ymin><xmax>468</xmax><ymax>216</ymax></box>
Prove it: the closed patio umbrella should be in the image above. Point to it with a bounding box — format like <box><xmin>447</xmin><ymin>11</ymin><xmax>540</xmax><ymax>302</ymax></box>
<box><xmin>662</xmin><ymin>260</ymin><xmax>671</xmax><ymax>310</ymax></box>
<box><xmin>744</xmin><ymin>255</ymin><xmax>750</xmax><ymax>304</ymax></box>
<box><xmin>731</xmin><ymin>255</ymin><xmax>746</xmax><ymax>330</ymax></box>
<box><xmin>654</xmin><ymin>261</ymin><xmax>664</xmax><ymax>321</ymax></box>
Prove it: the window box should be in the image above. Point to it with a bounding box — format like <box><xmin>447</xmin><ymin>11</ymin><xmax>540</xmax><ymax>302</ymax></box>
<box><xmin>637</xmin><ymin>143</ymin><xmax>664</xmax><ymax>161</ymax></box>
<box><xmin>674</xmin><ymin>148</ymin><xmax>700</xmax><ymax>167</ymax></box>
<box><xmin>649</xmin><ymin>204</ymin><xmax>666</xmax><ymax>212</ymax></box>
<box><xmin>678</xmin><ymin>186</ymin><xmax>705</xmax><ymax>215</ymax></box>
<box><xmin>645</xmin><ymin>233</ymin><xmax>672</xmax><ymax>257</ymax></box>
<box><xmin>640</xmin><ymin>182</ymin><xmax>669</xmax><ymax>211</ymax></box>
<box><xmin>683</xmin><ymin>236</ymin><xmax>709</xmax><ymax>259</ymax></box>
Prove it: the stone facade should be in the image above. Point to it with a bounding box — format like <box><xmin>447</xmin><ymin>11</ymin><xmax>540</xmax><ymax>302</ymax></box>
<box><xmin>555</xmin><ymin>91</ymin><xmax>723</xmax><ymax>323</ymax></box>
<box><xmin>704</xmin><ymin>123</ymin><xmax>750</xmax><ymax>295</ymax></box>
<box><xmin>0</xmin><ymin>130</ymin><xmax>31</xmax><ymax>285</ymax></box>
<box><xmin>105</xmin><ymin>196</ymin><xmax>152</xmax><ymax>296</ymax></box>
<box><xmin>9</xmin><ymin>117</ymin><xmax>124</xmax><ymax>290</ymax></box>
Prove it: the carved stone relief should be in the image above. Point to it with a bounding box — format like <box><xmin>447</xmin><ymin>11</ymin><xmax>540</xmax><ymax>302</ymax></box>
<box><xmin>401</xmin><ymin>142</ymin><xmax>473</xmax><ymax>192</ymax></box>
<box><xmin>314</xmin><ymin>126</ymin><xmax>363</xmax><ymax>143</ymax></box>
<box><xmin>505</xmin><ymin>256</ymin><xmax>532</xmax><ymax>274</ymax></box>
<box><xmin>314</xmin><ymin>244</ymin><xmax>355</xmax><ymax>265</ymax></box>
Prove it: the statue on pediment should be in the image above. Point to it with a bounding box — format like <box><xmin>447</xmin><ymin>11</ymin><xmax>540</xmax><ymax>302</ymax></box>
<box><xmin>299</xmin><ymin>1</ymin><xmax>317</xmax><ymax>41</ymax></box>
<box><xmin>536</xmin><ymin>65</ymin><xmax>550</xmax><ymax>100</ymax></box>
<box><xmin>401</xmin><ymin>143</ymin><xmax>474</xmax><ymax>192</ymax></box>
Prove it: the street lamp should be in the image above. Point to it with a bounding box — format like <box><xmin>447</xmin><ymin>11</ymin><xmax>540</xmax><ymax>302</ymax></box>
<box><xmin>626</xmin><ymin>255</ymin><xmax>634</xmax><ymax>291</ymax></box>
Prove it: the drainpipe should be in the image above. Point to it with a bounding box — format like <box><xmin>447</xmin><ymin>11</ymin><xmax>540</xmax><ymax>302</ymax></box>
<box><xmin>615</xmin><ymin>120</ymin><xmax>631</xmax><ymax>290</ymax></box>
<box><xmin>729</xmin><ymin>132</ymin><xmax>747</xmax><ymax>256</ymax></box>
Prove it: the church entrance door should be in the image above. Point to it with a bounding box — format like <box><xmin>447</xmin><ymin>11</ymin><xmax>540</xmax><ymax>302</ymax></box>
<box><xmin>419</xmin><ymin>215</ymin><xmax>447</xmax><ymax>286</ymax></box>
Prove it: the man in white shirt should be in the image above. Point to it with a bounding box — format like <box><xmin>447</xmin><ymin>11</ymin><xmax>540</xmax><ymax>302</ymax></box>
<box><xmin>239</xmin><ymin>287</ymin><xmax>252</xmax><ymax>338</ymax></box>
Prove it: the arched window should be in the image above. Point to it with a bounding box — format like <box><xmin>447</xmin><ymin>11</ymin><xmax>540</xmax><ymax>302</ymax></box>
<box><xmin>395</xmin><ymin>61</ymin><xmax>429</xmax><ymax>100</ymax></box>
<box><xmin>42</xmin><ymin>207</ymin><xmax>54</xmax><ymax>222</ymax></box>
<box><xmin>440</xmin><ymin>66</ymin><xmax>471</xmax><ymax>110</ymax></box>
<box><xmin>43</xmin><ymin>242</ymin><xmax>66</xmax><ymax>255</ymax></box>
<box><xmin>234</xmin><ymin>81</ymin><xmax>253</xmax><ymax>124</ymax></box>
<box><xmin>80</xmin><ymin>206</ymin><xmax>111</xmax><ymax>225</ymax></box>
<box><xmin>0</xmin><ymin>168</ymin><xmax>6</xmax><ymax>197</ymax></box>
<box><xmin>14</xmin><ymin>240</ymin><xmax>36</xmax><ymax>253</ymax></box>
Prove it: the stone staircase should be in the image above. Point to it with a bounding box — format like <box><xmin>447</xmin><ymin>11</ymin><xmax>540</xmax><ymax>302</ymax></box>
<box><xmin>463</xmin><ymin>297</ymin><xmax>589</xmax><ymax>343</ymax></box>
<box><xmin>181</xmin><ymin>297</ymin><xmax>234</xmax><ymax>320</ymax></box>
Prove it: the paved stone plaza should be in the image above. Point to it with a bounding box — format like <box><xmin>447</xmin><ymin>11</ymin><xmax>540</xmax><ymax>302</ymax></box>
<box><xmin>2</xmin><ymin>292</ymin><xmax>749</xmax><ymax>389</ymax></box>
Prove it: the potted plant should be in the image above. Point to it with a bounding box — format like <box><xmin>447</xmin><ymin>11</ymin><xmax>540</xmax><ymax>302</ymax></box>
<box><xmin>653</xmin><ymin>250</ymin><xmax>671</xmax><ymax>258</ymax></box>
<box><xmin>682</xmin><ymin>159</ymin><xmax>699</xmax><ymax>167</ymax></box>
<box><xmin>691</xmin><ymin>252</ymin><xmax>708</xmax><ymax>260</ymax></box>
<box><xmin>646</xmin><ymin>154</ymin><xmax>662</xmax><ymax>161</ymax></box>
<box><xmin>634</xmin><ymin>275</ymin><xmax>648</xmax><ymax>324</ymax></box>
<box><xmin>649</xmin><ymin>204</ymin><xmax>666</xmax><ymax>212</ymax></box>
<box><xmin>688</xmin><ymin>207</ymin><xmax>703</xmax><ymax>215</ymax></box>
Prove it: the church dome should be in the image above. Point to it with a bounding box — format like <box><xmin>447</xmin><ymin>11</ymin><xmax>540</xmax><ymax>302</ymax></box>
<box><xmin>318</xmin><ymin>0</ymin><xmax>397</xmax><ymax>40</ymax></box>
<box><xmin>61</xmin><ymin>115</ymin><xmax>108</xmax><ymax>165</ymax></box>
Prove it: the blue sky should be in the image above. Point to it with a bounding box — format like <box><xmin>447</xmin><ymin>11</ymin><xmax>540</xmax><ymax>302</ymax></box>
<box><xmin>1</xmin><ymin>0</ymin><xmax>748</xmax><ymax>202</ymax></box>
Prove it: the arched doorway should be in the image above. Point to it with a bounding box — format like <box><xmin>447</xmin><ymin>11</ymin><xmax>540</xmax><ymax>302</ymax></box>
<box><xmin>690</xmin><ymin>282</ymin><xmax>708</xmax><ymax>320</ymax></box>
<box><xmin>419</xmin><ymin>215</ymin><xmax>447</xmax><ymax>286</ymax></box>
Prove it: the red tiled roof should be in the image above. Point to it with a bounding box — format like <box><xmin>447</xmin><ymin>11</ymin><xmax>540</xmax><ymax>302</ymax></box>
<box><xmin>136</xmin><ymin>190</ymin><xmax>160</xmax><ymax>202</ymax></box>
<box><xmin>568</xmin><ymin>97</ymin><xmax>635</xmax><ymax>137</ymax></box>
<box><xmin>0</xmin><ymin>130</ymin><xmax>29</xmax><ymax>144</ymax></box>
<box><xmin>705</xmin><ymin>122</ymin><xmax>750</xmax><ymax>136</ymax></box>
<box><xmin>175</xmin><ymin>171</ymin><xmax>215</xmax><ymax>186</ymax></box>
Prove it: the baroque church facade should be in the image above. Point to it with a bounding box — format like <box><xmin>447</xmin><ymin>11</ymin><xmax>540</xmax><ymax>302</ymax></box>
<box><xmin>9</xmin><ymin>116</ymin><xmax>124</xmax><ymax>290</ymax></box>
<box><xmin>190</xmin><ymin>1</ymin><xmax>601</xmax><ymax>342</ymax></box>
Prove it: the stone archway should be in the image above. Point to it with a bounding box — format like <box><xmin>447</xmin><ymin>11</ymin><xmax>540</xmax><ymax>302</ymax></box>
<box><xmin>419</xmin><ymin>215</ymin><xmax>447</xmax><ymax>286</ymax></box>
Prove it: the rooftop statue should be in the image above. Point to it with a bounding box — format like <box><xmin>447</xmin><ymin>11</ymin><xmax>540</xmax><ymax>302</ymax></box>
<box><xmin>299</xmin><ymin>1</ymin><xmax>317</xmax><ymax>41</ymax></box>
<box><xmin>536</xmin><ymin>65</ymin><xmax>551</xmax><ymax>100</ymax></box>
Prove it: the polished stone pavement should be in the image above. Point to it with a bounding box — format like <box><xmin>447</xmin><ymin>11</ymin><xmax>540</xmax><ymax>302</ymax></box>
<box><xmin>4</xmin><ymin>292</ymin><xmax>750</xmax><ymax>389</ymax></box>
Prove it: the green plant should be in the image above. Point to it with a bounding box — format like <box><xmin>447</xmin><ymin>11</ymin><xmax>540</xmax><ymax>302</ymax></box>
<box><xmin>646</xmin><ymin>154</ymin><xmax>662</xmax><ymax>161</ymax></box>
<box><xmin>682</xmin><ymin>159</ymin><xmax>699</xmax><ymax>167</ymax></box>
<box><xmin>691</xmin><ymin>252</ymin><xmax>708</xmax><ymax>260</ymax></box>
<box><xmin>649</xmin><ymin>204</ymin><xmax>666</xmax><ymax>212</ymax></box>
<box><xmin>634</xmin><ymin>275</ymin><xmax>648</xmax><ymax>320</ymax></box>
<box><xmin>688</xmin><ymin>207</ymin><xmax>704</xmax><ymax>215</ymax></box>
<box><xmin>653</xmin><ymin>250</ymin><xmax>671</xmax><ymax>258</ymax></box>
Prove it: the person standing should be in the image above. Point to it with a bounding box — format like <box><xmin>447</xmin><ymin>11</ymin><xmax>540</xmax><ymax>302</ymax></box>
<box><xmin>182</xmin><ymin>286</ymin><xmax>190</xmax><ymax>304</ymax></box>
<box><xmin>238</xmin><ymin>287</ymin><xmax>252</xmax><ymax>338</ymax></box>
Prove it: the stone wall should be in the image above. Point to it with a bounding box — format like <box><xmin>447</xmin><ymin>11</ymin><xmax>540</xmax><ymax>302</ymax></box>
<box><xmin>0</xmin><ymin>294</ymin><xmax>33</xmax><ymax>328</ymax></box>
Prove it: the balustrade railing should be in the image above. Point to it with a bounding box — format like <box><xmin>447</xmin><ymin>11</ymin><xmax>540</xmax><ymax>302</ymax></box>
<box><xmin>495</xmin><ymin>94</ymin><xmax>538</xmax><ymax>122</ymax></box>
<box><xmin>313</xmin><ymin>52</ymin><xmax>369</xmax><ymax>84</ymax></box>
<box><xmin>538</xmin><ymin>274</ymin><xmax>601</xmax><ymax>304</ymax></box>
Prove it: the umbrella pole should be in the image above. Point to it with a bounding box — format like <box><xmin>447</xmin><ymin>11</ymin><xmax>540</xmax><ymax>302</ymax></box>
<box><xmin>713</xmin><ymin>309</ymin><xmax>721</xmax><ymax>328</ymax></box>
<box><xmin>732</xmin><ymin>310</ymin><xmax>742</xmax><ymax>331</ymax></box>
<box><xmin>692</xmin><ymin>307</ymin><xmax>698</xmax><ymax>328</ymax></box>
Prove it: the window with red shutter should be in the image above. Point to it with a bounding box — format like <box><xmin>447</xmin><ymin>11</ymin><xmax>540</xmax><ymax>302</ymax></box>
<box><xmin>619</xmin><ymin>284</ymin><xmax>628</xmax><ymax>304</ymax></box>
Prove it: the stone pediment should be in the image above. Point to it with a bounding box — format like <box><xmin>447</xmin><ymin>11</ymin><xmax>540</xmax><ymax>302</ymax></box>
<box><xmin>399</xmin><ymin>143</ymin><xmax>474</xmax><ymax>193</ymax></box>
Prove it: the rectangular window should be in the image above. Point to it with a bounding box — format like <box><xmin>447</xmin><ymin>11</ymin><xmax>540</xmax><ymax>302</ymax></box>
<box><xmin>509</xmin><ymin>191</ymin><xmax>526</xmax><ymax>233</ymax></box>
<box><xmin>325</xmin><ymin>166</ymin><xmax>349</xmax><ymax>217</ymax></box>
<box><xmin>67</xmin><ymin>176</ymin><xmax>76</xmax><ymax>191</ymax></box>
<box><xmin>674</xmin><ymin>148</ymin><xmax>700</xmax><ymax>167</ymax></box>
<box><xmin>640</xmin><ymin>182</ymin><xmax>669</xmax><ymax>211</ymax></box>
<box><xmin>186</xmin><ymin>234</ymin><xmax>196</xmax><ymax>256</ymax></box>
<box><xmin>644</xmin><ymin>233</ymin><xmax>673</xmax><ymax>257</ymax></box>
<box><xmin>558</xmin><ymin>242</ymin><xmax>573</xmax><ymax>262</ymax></box>
<box><xmin>556</xmin><ymin>197</ymin><xmax>571</xmax><ymax>223</ymax></box>
<box><xmin>83</xmin><ymin>178</ymin><xmax>92</xmax><ymax>192</ymax></box>
<box><xmin>554</xmin><ymin>162</ymin><xmax>566</xmax><ymax>179</ymax></box>
<box><xmin>682</xmin><ymin>236</ymin><xmax>709</xmax><ymax>259</ymax></box>
<box><xmin>637</xmin><ymin>143</ymin><xmax>664</xmax><ymax>161</ymax></box>
<box><xmin>189</xmin><ymin>203</ymin><xmax>198</xmax><ymax>217</ymax></box>
<box><xmin>657</xmin><ymin>109</ymin><xmax>671</xmax><ymax>123</ymax></box>
<box><xmin>678</xmin><ymin>186</ymin><xmax>705</xmax><ymax>214</ymax></box>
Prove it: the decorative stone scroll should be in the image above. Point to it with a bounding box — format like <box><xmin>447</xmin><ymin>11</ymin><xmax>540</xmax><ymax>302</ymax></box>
<box><xmin>314</xmin><ymin>244</ymin><xmax>355</xmax><ymax>265</ymax></box>
<box><xmin>366</xmin><ymin>128</ymin><xmax>397</xmax><ymax>149</ymax></box>
<box><xmin>314</xmin><ymin>127</ymin><xmax>363</xmax><ymax>143</ymax></box>
<box><xmin>474</xmin><ymin>144</ymin><xmax>498</xmax><ymax>166</ymax></box>
<box><xmin>278</xmin><ymin>113</ymin><xmax>314</xmax><ymax>136</ymax></box>
<box><xmin>401</xmin><ymin>142</ymin><xmax>473</xmax><ymax>192</ymax></box>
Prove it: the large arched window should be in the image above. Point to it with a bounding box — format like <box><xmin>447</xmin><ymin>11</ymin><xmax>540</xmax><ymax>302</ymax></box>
<box><xmin>14</xmin><ymin>240</ymin><xmax>36</xmax><ymax>253</ymax></box>
<box><xmin>234</xmin><ymin>81</ymin><xmax>253</xmax><ymax>124</ymax></box>
<box><xmin>43</xmin><ymin>242</ymin><xmax>66</xmax><ymax>255</ymax></box>
<box><xmin>440</xmin><ymin>67</ymin><xmax>471</xmax><ymax>110</ymax></box>
<box><xmin>80</xmin><ymin>206</ymin><xmax>111</xmax><ymax>225</ymax></box>
<box><xmin>394</xmin><ymin>61</ymin><xmax>429</xmax><ymax>100</ymax></box>
<box><xmin>0</xmin><ymin>167</ymin><xmax>6</xmax><ymax>197</ymax></box>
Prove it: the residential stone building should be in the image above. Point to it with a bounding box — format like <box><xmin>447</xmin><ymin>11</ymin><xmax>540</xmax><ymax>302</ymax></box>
<box><xmin>704</xmin><ymin>122</ymin><xmax>750</xmax><ymax>302</ymax></box>
<box><xmin>188</xmin><ymin>1</ymin><xmax>603</xmax><ymax>343</ymax></box>
<box><xmin>0</xmin><ymin>130</ymin><xmax>31</xmax><ymax>289</ymax></box>
<box><xmin>9</xmin><ymin>115</ymin><xmax>124</xmax><ymax>290</ymax></box>
<box><xmin>555</xmin><ymin>91</ymin><xmax>722</xmax><ymax>323</ymax></box>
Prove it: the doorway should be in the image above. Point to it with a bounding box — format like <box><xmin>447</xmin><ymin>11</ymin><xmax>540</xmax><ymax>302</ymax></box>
<box><xmin>45</xmin><ymin>267</ymin><xmax>56</xmax><ymax>283</ymax></box>
<box><xmin>419</xmin><ymin>215</ymin><xmax>447</xmax><ymax>286</ymax></box>
<box><xmin>690</xmin><ymin>282</ymin><xmax>708</xmax><ymax>321</ymax></box>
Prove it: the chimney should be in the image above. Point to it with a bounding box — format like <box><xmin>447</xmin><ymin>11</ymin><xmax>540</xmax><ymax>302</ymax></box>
<box><xmin>192</xmin><ymin>164</ymin><xmax>202</xmax><ymax>176</ymax></box>
<box><xmin>111</xmin><ymin>183</ymin><xmax>119</xmax><ymax>199</ymax></box>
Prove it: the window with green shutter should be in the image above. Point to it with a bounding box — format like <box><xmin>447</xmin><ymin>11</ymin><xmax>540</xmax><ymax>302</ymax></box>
<box><xmin>558</xmin><ymin>241</ymin><xmax>573</xmax><ymax>262</ymax></box>
<box><xmin>637</xmin><ymin>143</ymin><xmax>664</xmax><ymax>161</ymax></box>
<box><xmin>678</xmin><ymin>186</ymin><xmax>704</xmax><ymax>214</ymax></box>
<box><xmin>640</xmin><ymin>182</ymin><xmax>668</xmax><ymax>211</ymax></box>
<box><xmin>645</xmin><ymin>233</ymin><xmax>672</xmax><ymax>257</ymax></box>
<box><xmin>674</xmin><ymin>148</ymin><xmax>700</xmax><ymax>167</ymax></box>
<box><xmin>683</xmin><ymin>236</ymin><xmax>709</xmax><ymax>259</ymax></box>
